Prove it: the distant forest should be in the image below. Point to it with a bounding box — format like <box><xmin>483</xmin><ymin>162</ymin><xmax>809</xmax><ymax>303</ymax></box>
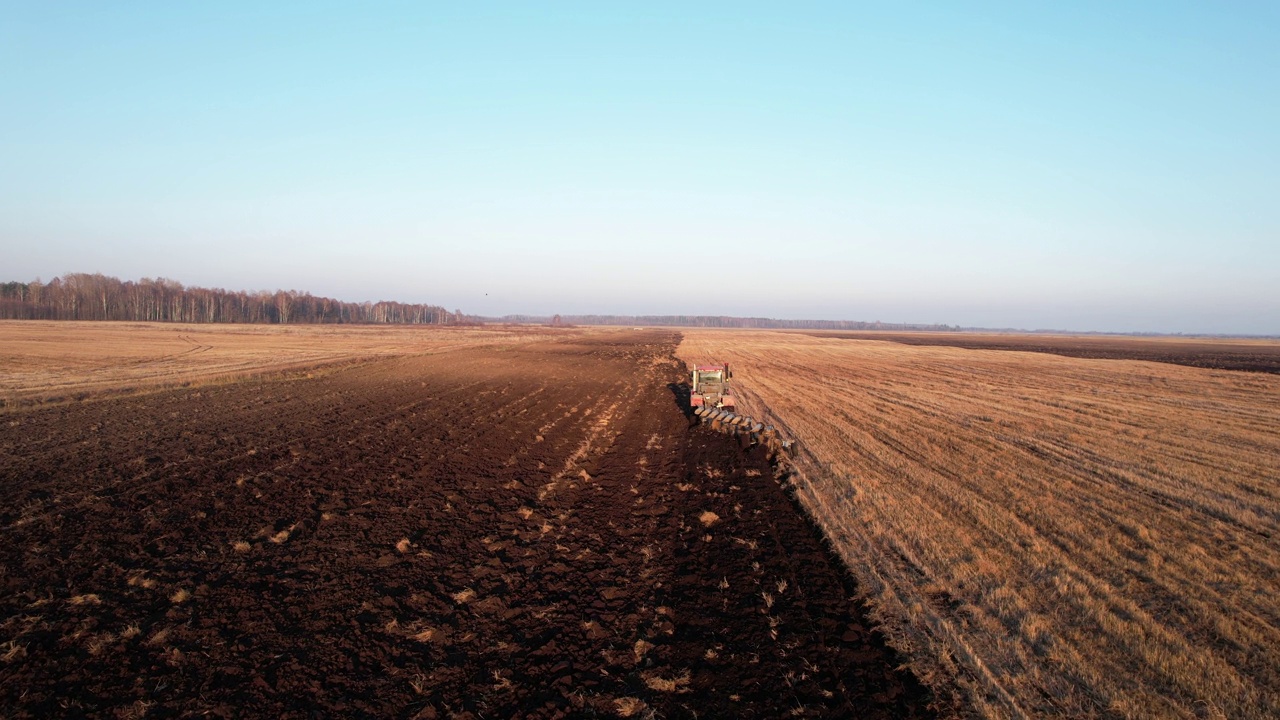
<box><xmin>1</xmin><ymin>273</ymin><xmax>958</xmax><ymax>331</ymax></box>
<box><xmin>0</xmin><ymin>274</ymin><xmax>459</xmax><ymax>325</ymax></box>
<box><xmin>497</xmin><ymin>314</ymin><xmax>957</xmax><ymax>332</ymax></box>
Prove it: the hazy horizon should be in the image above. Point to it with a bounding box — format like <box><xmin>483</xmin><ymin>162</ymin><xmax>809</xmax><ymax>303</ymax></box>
<box><xmin>3</xmin><ymin>3</ymin><xmax>1277</xmax><ymax>334</ymax></box>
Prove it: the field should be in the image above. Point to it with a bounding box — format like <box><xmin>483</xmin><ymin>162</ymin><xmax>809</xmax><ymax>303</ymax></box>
<box><xmin>677</xmin><ymin>330</ymin><xmax>1280</xmax><ymax>719</ymax></box>
<box><xmin>0</xmin><ymin>321</ymin><xmax>551</xmax><ymax>410</ymax></box>
<box><xmin>0</xmin><ymin>323</ymin><xmax>929</xmax><ymax>719</ymax></box>
<box><xmin>800</xmin><ymin>331</ymin><xmax>1280</xmax><ymax>374</ymax></box>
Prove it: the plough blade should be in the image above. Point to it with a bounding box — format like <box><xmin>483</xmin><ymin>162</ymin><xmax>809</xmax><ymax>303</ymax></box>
<box><xmin>693</xmin><ymin>406</ymin><xmax>793</xmax><ymax>455</ymax></box>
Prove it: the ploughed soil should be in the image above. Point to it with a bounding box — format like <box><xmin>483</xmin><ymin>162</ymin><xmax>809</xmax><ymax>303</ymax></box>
<box><xmin>804</xmin><ymin>331</ymin><xmax>1280</xmax><ymax>373</ymax></box>
<box><xmin>0</xmin><ymin>331</ymin><xmax>934</xmax><ymax>719</ymax></box>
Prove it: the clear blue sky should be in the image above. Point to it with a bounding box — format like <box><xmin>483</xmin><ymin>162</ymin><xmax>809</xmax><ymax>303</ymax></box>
<box><xmin>3</xmin><ymin>2</ymin><xmax>1277</xmax><ymax>333</ymax></box>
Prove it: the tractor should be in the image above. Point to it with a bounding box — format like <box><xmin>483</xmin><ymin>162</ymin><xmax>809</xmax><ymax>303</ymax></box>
<box><xmin>690</xmin><ymin>363</ymin><xmax>735</xmax><ymax>413</ymax></box>
<box><xmin>688</xmin><ymin>362</ymin><xmax>791</xmax><ymax>454</ymax></box>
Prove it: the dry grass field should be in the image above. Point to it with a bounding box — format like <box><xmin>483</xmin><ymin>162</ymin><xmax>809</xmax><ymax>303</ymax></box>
<box><xmin>799</xmin><ymin>330</ymin><xmax>1280</xmax><ymax>375</ymax></box>
<box><xmin>678</xmin><ymin>330</ymin><xmax>1280</xmax><ymax>719</ymax></box>
<box><xmin>0</xmin><ymin>321</ymin><xmax>546</xmax><ymax>410</ymax></box>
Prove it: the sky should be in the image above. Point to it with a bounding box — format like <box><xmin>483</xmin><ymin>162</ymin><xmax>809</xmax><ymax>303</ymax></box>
<box><xmin>2</xmin><ymin>2</ymin><xmax>1277</xmax><ymax>334</ymax></box>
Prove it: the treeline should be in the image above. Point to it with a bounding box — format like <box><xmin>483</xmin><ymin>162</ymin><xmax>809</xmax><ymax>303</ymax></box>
<box><xmin>0</xmin><ymin>274</ymin><xmax>460</xmax><ymax>325</ymax></box>
<box><xmin>493</xmin><ymin>314</ymin><xmax>956</xmax><ymax>331</ymax></box>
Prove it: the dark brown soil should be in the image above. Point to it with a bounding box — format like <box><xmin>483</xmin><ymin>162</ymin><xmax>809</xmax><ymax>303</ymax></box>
<box><xmin>803</xmin><ymin>331</ymin><xmax>1280</xmax><ymax>373</ymax></box>
<box><xmin>0</xmin><ymin>331</ymin><xmax>934</xmax><ymax>719</ymax></box>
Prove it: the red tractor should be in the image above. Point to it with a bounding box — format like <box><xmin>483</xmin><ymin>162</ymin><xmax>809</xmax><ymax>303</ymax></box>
<box><xmin>688</xmin><ymin>362</ymin><xmax>793</xmax><ymax>454</ymax></box>
<box><xmin>690</xmin><ymin>363</ymin><xmax>735</xmax><ymax>413</ymax></box>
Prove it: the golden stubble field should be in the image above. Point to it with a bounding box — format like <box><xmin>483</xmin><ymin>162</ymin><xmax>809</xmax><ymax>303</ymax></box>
<box><xmin>0</xmin><ymin>321</ymin><xmax>556</xmax><ymax>410</ymax></box>
<box><xmin>678</xmin><ymin>330</ymin><xmax>1280</xmax><ymax>719</ymax></box>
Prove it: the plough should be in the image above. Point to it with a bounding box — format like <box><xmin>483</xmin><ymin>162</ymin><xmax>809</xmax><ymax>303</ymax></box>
<box><xmin>689</xmin><ymin>363</ymin><xmax>793</xmax><ymax>455</ymax></box>
<box><xmin>691</xmin><ymin>405</ymin><xmax>793</xmax><ymax>454</ymax></box>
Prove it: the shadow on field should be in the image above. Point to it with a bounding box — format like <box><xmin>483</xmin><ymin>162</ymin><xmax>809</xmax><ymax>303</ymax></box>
<box><xmin>667</xmin><ymin>381</ymin><xmax>694</xmax><ymax>420</ymax></box>
<box><xmin>660</xmin><ymin>425</ymin><xmax>938</xmax><ymax>717</ymax></box>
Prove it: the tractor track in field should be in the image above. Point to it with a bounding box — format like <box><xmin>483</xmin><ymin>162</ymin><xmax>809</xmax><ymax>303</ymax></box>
<box><xmin>0</xmin><ymin>331</ymin><xmax>933</xmax><ymax>719</ymax></box>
